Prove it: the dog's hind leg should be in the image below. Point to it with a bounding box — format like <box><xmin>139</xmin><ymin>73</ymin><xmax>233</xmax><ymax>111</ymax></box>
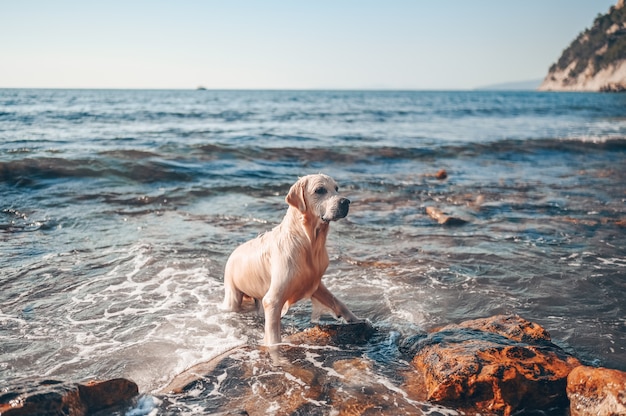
<box><xmin>254</xmin><ymin>298</ymin><xmax>264</xmax><ymax>316</ymax></box>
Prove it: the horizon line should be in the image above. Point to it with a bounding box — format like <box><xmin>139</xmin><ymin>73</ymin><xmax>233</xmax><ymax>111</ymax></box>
<box><xmin>0</xmin><ymin>86</ymin><xmax>543</xmax><ymax>92</ymax></box>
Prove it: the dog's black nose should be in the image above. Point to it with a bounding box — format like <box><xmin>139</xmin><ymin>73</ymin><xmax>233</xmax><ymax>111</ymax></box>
<box><xmin>339</xmin><ymin>198</ymin><xmax>350</xmax><ymax>217</ymax></box>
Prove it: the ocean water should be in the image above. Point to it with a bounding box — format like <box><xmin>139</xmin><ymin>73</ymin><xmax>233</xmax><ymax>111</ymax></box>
<box><xmin>1</xmin><ymin>89</ymin><xmax>625</xmax><ymax>414</ymax></box>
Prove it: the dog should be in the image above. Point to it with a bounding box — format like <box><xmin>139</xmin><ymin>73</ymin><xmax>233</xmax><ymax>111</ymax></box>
<box><xmin>222</xmin><ymin>174</ymin><xmax>360</xmax><ymax>345</ymax></box>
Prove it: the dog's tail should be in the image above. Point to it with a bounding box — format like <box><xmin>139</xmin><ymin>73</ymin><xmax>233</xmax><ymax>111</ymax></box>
<box><xmin>221</xmin><ymin>279</ymin><xmax>243</xmax><ymax>312</ymax></box>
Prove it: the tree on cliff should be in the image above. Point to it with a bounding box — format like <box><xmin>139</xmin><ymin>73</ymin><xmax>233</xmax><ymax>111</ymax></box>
<box><xmin>540</xmin><ymin>0</ymin><xmax>626</xmax><ymax>91</ymax></box>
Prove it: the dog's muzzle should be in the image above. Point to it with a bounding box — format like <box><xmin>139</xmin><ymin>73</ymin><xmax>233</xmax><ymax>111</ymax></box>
<box><xmin>322</xmin><ymin>198</ymin><xmax>350</xmax><ymax>222</ymax></box>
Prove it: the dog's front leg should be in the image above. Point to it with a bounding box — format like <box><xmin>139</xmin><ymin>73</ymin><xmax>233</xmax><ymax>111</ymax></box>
<box><xmin>262</xmin><ymin>290</ymin><xmax>284</xmax><ymax>346</ymax></box>
<box><xmin>311</xmin><ymin>282</ymin><xmax>359</xmax><ymax>323</ymax></box>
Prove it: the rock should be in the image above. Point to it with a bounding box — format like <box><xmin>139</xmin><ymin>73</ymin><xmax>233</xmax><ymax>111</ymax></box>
<box><xmin>567</xmin><ymin>365</ymin><xmax>626</xmax><ymax>416</ymax></box>
<box><xmin>160</xmin><ymin>345</ymin><xmax>249</xmax><ymax>394</ymax></box>
<box><xmin>447</xmin><ymin>314</ymin><xmax>552</xmax><ymax>344</ymax></box>
<box><xmin>285</xmin><ymin>320</ymin><xmax>376</xmax><ymax>346</ymax></box>
<box><xmin>78</xmin><ymin>379</ymin><xmax>139</xmax><ymax>412</ymax></box>
<box><xmin>425</xmin><ymin>206</ymin><xmax>468</xmax><ymax>226</ymax></box>
<box><xmin>0</xmin><ymin>378</ymin><xmax>138</xmax><ymax>416</ymax></box>
<box><xmin>160</xmin><ymin>322</ymin><xmax>378</xmax><ymax>395</ymax></box>
<box><xmin>160</xmin><ymin>316</ymin><xmax>622</xmax><ymax>415</ymax></box>
<box><xmin>424</xmin><ymin>169</ymin><xmax>448</xmax><ymax>180</ymax></box>
<box><xmin>600</xmin><ymin>82</ymin><xmax>626</xmax><ymax>92</ymax></box>
<box><xmin>158</xmin><ymin>322</ymin><xmax>439</xmax><ymax>415</ymax></box>
<box><xmin>403</xmin><ymin>315</ymin><xmax>581</xmax><ymax>415</ymax></box>
<box><xmin>435</xmin><ymin>169</ymin><xmax>448</xmax><ymax>180</ymax></box>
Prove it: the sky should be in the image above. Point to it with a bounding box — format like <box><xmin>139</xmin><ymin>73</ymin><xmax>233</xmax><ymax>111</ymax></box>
<box><xmin>0</xmin><ymin>0</ymin><xmax>618</xmax><ymax>90</ymax></box>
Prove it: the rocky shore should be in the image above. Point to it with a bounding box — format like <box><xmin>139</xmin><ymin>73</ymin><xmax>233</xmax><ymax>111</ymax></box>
<box><xmin>2</xmin><ymin>315</ymin><xmax>624</xmax><ymax>415</ymax></box>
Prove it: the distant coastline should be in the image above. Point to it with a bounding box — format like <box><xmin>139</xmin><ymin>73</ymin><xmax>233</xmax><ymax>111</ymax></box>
<box><xmin>475</xmin><ymin>79</ymin><xmax>543</xmax><ymax>91</ymax></box>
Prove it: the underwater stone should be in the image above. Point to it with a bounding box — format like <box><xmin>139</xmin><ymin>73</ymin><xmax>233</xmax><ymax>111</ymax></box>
<box><xmin>425</xmin><ymin>206</ymin><xmax>468</xmax><ymax>226</ymax></box>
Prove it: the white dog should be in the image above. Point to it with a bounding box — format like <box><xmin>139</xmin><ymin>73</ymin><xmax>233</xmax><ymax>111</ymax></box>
<box><xmin>223</xmin><ymin>174</ymin><xmax>359</xmax><ymax>345</ymax></box>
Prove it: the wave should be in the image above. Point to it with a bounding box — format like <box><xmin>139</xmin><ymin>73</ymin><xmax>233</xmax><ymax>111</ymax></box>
<box><xmin>195</xmin><ymin>136</ymin><xmax>626</xmax><ymax>162</ymax></box>
<box><xmin>0</xmin><ymin>156</ymin><xmax>196</xmax><ymax>186</ymax></box>
<box><xmin>2</xmin><ymin>137</ymin><xmax>625</xmax><ymax>188</ymax></box>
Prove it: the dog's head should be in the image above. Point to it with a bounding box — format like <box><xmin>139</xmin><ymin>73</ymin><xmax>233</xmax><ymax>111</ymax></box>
<box><xmin>286</xmin><ymin>174</ymin><xmax>350</xmax><ymax>222</ymax></box>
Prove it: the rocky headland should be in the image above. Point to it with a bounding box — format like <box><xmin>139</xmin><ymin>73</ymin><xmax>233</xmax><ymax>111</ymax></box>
<box><xmin>539</xmin><ymin>0</ymin><xmax>626</xmax><ymax>92</ymax></box>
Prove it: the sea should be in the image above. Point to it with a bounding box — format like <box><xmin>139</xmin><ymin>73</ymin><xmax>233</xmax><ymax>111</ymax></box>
<box><xmin>1</xmin><ymin>89</ymin><xmax>625</xmax><ymax>414</ymax></box>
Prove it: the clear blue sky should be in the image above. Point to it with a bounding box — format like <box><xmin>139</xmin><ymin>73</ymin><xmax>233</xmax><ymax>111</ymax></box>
<box><xmin>1</xmin><ymin>0</ymin><xmax>618</xmax><ymax>89</ymax></box>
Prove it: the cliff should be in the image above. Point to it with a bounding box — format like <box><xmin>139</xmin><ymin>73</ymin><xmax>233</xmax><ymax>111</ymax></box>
<box><xmin>539</xmin><ymin>0</ymin><xmax>626</xmax><ymax>91</ymax></box>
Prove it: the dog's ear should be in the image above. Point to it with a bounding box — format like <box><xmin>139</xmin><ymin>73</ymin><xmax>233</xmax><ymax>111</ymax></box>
<box><xmin>286</xmin><ymin>180</ymin><xmax>307</xmax><ymax>213</ymax></box>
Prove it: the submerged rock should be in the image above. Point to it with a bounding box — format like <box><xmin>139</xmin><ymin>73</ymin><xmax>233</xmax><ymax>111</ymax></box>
<box><xmin>425</xmin><ymin>206</ymin><xmax>468</xmax><ymax>226</ymax></box>
<box><xmin>402</xmin><ymin>315</ymin><xmax>581</xmax><ymax>415</ymax></box>
<box><xmin>0</xmin><ymin>378</ymin><xmax>138</xmax><ymax>416</ymax></box>
<box><xmin>567</xmin><ymin>365</ymin><xmax>626</xmax><ymax>416</ymax></box>
<box><xmin>435</xmin><ymin>169</ymin><xmax>448</xmax><ymax>180</ymax></box>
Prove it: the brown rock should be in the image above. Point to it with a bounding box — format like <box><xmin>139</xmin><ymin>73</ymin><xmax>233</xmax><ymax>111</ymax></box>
<box><xmin>285</xmin><ymin>320</ymin><xmax>375</xmax><ymax>346</ymax></box>
<box><xmin>159</xmin><ymin>322</ymin><xmax>437</xmax><ymax>415</ymax></box>
<box><xmin>405</xmin><ymin>315</ymin><xmax>581</xmax><ymax>415</ymax></box>
<box><xmin>0</xmin><ymin>378</ymin><xmax>138</xmax><ymax>416</ymax></box>
<box><xmin>160</xmin><ymin>345</ymin><xmax>249</xmax><ymax>394</ymax></box>
<box><xmin>77</xmin><ymin>378</ymin><xmax>139</xmax><ymax>412</ymax></box>
<box><xmin>446</xmin><ymin>314</ymin><xmax>552</xmax><ymax>344</ymax></box>
<box><xmin>423</xmin><ymin>169</ymin><xmax>448</xmax><ymax>180</ymax></box>
<box><xmin>567</xmin><ymin>365</ymin><xmax>626</xmax><ymax>416</ymax></box>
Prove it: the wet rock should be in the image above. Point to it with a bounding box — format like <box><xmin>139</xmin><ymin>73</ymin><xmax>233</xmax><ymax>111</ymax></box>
<box><xmin>403</xmin><ymin>315</ymin><xmax>581</xmax><ymax>415</ymax></box>
<box><xmin>445</xmin><ymin>314</ymin><xmax>552</xmax><ymax>344</ymax></box>
<box><xmin>285</xmin><ymin>320</ymin><xmax>376</xmax><ymax>346</ymax></box>
<box><xmin>425</xmin><ymin>206</ymin><xmax>468</xmax><ymax>226</ymax></box>
<box><xmin>159</xmin><ymin>316</ymin><xmax>623</xmax><ymax>415</ymax></box>
<box><xmin>160</xmin><ymin>322</ymin><xmax>376</xmax><ymax>395</ymax></box>
<box><xmin>0</xmin><ymin>378</ymin><xmax>138</xmax><ymax>416</ymax></box>
<box><xmin>435</xmin><ymin>169</ymin><xmax>448</xmax><ymax>180</ymax></box>
<box><xmin>567</xmin><ymin>365</ymin><xmax>626</xmax><ymax>416</ymax></box>
<box><xmin>159</xmin><ymin>322</ymin><xmax>441</xmax><ymax>415</ymax></box>
<box><xmin>424</xmin><ymin>168</ymin><xmax>448</xmax><ymax>180</ymax></box>
<box><xmin>160</xmin><ymin>344</ymin><xmax>250</xmax><ymax>394</ymax></box>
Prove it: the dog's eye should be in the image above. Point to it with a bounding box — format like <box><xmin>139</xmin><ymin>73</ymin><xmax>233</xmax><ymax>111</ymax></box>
<box><xmin>335</xmin><ymin>186</ymin><xmax>339</xmax><ymax>192</ymax></box>
<box><xmin>315</xmin><ymin>187</ymin><xmax>327</xmax><ymax>195</ymax></box>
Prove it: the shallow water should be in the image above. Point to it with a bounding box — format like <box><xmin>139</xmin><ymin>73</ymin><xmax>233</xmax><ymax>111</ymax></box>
<box><xmin>1</xmin><ymin>89</ymin><xmax>625</xmax><ymax>414</ymax></box>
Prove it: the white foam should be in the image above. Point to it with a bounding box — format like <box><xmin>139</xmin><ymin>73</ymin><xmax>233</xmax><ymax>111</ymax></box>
<box><xmin>125</xmin><ymin>395</ymin><xmax>161</xmax><ymax>416</ymax></box>
<box><xmin>596</xmin><ymin>257</ymin><xmax>626</xmax><ymax>267</ymax></box>
<box><xmin>12</xmin><ymin>241</ymin><xmax>247</xmax><ymax>392</ymax></box>
<box><xmin>304</xmin><ymin>350</ymin><xmax>344</xmax><ymax>380</ymax></box>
